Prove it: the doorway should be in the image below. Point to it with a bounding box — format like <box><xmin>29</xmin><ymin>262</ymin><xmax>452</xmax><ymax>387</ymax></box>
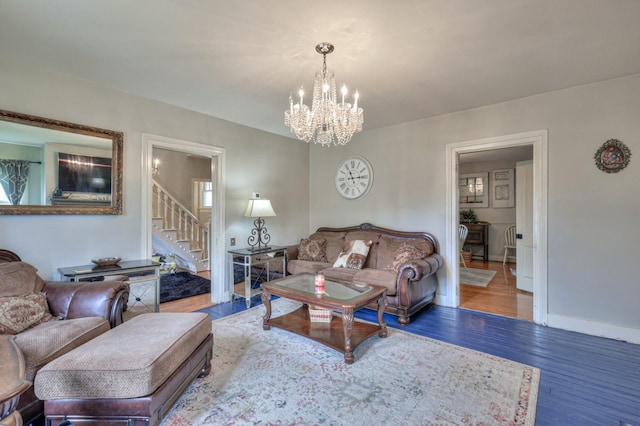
<box><xmin>141</xmin><ymin>134</ymin><xmax>227</xmax><ymax>303</ymax></box>
<box><xmin>445</xmin><ymin>130</ymin><xmax>548</xmax><ymax>325</ymax></box>
<box><xmin>458</xmin><ymin>148</ymin><xmax>533</xmax><ymax>320</ymax></box>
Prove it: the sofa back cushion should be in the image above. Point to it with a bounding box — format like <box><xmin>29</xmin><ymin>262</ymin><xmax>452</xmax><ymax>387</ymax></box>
<box><xmin>377</xmin><ymin>236</ymin><xmax>435</xmax><ymax>270</ymax></box>
<box><xmin>0</xmin><ymin>261</ymin><xmax>45</xmax><ymax>297</ymax></box>
<box><xmin>309</xmin><ymin>231</ymin><xmax>346</xmax><ymax>263</ymax></box>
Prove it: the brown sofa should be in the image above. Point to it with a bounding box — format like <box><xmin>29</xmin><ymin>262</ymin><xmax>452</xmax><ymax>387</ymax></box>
<box><xmin>0</xmin><ymin>249</ymin><xmax>129</xmax><ymax>426</ymax></box>
<box><xmin>286</xmin><ymin>223</ymin><xmax>444</xmax><ymax>325</ymax></box>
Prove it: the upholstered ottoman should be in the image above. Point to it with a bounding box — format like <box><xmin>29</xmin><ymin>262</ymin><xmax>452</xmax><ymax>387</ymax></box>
<box><xmin>34</xmin><ymin>312</ymin><xmax>213</xmax><ymax>426</ymax></box>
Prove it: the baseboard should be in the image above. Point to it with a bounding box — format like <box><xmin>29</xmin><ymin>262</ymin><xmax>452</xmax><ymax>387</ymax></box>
<box><xmin>435</xmin><ymin>293</ymin><xmax>452</xmax><ymax>307</ymax></box>
<box><xmin>547</xmin><ymin>313</ymin><xmax>640</xmax><ymax>344</ymax></box>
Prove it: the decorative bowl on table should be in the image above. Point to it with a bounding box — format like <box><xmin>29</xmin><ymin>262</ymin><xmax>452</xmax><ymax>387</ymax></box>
<box><xmin>91</xmin><ymin>257</ymin><xmax>121</xmax><ymax>266</ymax></box>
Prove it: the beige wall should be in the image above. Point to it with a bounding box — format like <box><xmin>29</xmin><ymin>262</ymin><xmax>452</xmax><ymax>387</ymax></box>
<box><xmin>0</xmin><ymin>57</ymin><xmax>310</xmax><ymax>281</ymax></box>
<box><xmin>309</xmin><ymin>73</ymin><xmax>640</xmax><ymax>335</ymax></box>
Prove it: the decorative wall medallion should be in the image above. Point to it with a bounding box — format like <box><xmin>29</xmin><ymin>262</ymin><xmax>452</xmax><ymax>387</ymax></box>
<box><xmin>594</xmin><ymin>139</ymin><xmax>631</xmax><ymax>173</ymax></box>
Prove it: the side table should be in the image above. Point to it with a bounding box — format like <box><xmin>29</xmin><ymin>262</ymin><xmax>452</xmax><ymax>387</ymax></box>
<box><xmin>0</xmin><ymin>335</ymin><xmax>31</xmax><ymax>426</ymax></box>
<box><xmin>58</xmin><ymin>259</ymin><xmax>161</xmax><ymax>312</ymax></box>
<box><xmin>228</xmin><ymin>246</ymin><xmax>286</xmax><ymax>308</ymax></box>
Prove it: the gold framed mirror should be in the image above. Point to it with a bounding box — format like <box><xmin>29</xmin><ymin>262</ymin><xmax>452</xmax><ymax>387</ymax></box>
<box><xmin>0</xmin><ymin>109</ymin><xmax>123</xmax><ymax>215</ymax></box>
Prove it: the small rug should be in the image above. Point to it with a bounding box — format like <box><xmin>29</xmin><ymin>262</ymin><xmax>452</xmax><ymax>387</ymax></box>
<box><xmin>160</xmin><ymin>271</ymin><xmax>210</xmax><ymax>303</ymax></box>
<box><xmin>460</xmin><ymin>267</ymin><xmax>497</xmax><ymax>287</ymax></box>
<box><xmin>162</xmin><ymin>299</ymin><xmax>539</xmax><ymax>425</ymax></box>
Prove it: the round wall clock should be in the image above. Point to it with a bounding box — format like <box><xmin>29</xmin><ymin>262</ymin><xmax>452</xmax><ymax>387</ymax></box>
<box><xmin>335</xmin><ymin>156</ymin><xmax>374</xmax><ymax>199</ymax></box>
<box><xmin>594</xmin><ymin>139</ymin><xmax>631</xmax><ymax>173</ymax></box>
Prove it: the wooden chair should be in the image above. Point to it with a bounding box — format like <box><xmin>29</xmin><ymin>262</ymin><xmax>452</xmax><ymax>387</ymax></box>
<box><xmin>458</xmin><ymin>225</ymin><xmax>469</xmax><ymax>269</ymax></box>
<box><xmin>503</xmin><ymin>225</ymin><xmax>517</xmax><ymax>265</ymax></box>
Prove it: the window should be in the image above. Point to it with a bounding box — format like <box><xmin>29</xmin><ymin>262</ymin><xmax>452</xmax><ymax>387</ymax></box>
<box><xmin>0</xmin><ymin>185</ymin><xmax>9</xmax><ymax>205</ymax></box>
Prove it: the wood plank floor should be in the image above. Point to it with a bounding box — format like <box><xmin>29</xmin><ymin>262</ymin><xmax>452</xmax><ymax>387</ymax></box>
<box><xmin>460</xmin><ymin>260</ymin><xmax>533</xmax><ymax>321</ymax></box>
<box><xmin>185</xmin><ymin>295</ymin><xmax>640</xmax><ymax>425</ymax></box>
<box><xmin>162</xmin><ymin>269</ymin><xmax>640</xmax><ymax>424</ymax></box>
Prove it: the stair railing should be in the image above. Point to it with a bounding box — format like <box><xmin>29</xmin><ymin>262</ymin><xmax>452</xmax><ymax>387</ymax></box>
<box><xmin>152</xmin><ymin>180</ymin><xmax>209</xmax><ymax>261</ymax></box>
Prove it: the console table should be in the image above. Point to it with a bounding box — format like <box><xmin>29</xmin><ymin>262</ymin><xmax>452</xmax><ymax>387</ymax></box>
<box><xmin>228</xmin><ymin>246</ymin><xmax>286</xmax><ymax>308</ymax></box>
<box><xmin>58</xmin><ymin>260</ymin><xmax>161</xmax><ymax>312</ymax></box>
<box><xmin>463</xmin><ymin>222</ymin><xmax>490</xmax><ymax>261</ymax></box>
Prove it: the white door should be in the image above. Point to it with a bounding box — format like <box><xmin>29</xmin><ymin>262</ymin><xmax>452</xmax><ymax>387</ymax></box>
<box><xmin>516</xmin><ymin>160</ymin><xmax>534</xmax><ymax>292</ymax></box>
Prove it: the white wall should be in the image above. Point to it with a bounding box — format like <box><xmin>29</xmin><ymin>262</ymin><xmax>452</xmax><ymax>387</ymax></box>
<box><xmin>310</xmin><ymin>73</ymin><xmax>640</xmax><ymax>338</ymax></box>
<box><xmin>0</xmin><ymin>58</ymin><xmax>310</xmax><ymax>280</ymax></box>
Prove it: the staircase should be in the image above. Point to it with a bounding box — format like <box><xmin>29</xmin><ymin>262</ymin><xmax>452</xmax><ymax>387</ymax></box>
<box><xmin>151</xmin><ymin>180</ymin><xmax>209</xmax><ymax>272</ymax></box>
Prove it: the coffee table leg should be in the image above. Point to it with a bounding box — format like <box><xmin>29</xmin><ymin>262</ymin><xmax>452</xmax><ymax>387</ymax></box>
<box><xmin>377</xmin><ymin>291</ymin><xmax>388</xmax><ymax>338</ymax></box>
<box><xmin>342</xmin><ymin>307</ymin><xmax>355</xmax><ymax>364</ymax></box>
<box><xmin>261</xmin><ymin>291</ymin><xmax>272</xmax><ymax>330</ymax></box>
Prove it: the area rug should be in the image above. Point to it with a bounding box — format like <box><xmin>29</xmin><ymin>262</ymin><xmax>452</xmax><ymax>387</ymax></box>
<box><xmin>161</xmin><ymin>299</ymin><xmax>539</xmax><ymax>425</ymax></box>
<box><xmin>460</xmin><ymin>267</ymin><xmax>497</xmax><ymax>287</ymax></box>
<box><xmin>160</xmin><ymin>271</ymin><xmax>210</xmax><ymax>303</ymax></box>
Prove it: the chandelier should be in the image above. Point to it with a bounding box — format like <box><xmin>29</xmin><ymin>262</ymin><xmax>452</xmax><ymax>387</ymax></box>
<box><xmin>284</xmin><ymin>42</ymin><xmax>363</xmax><ymax>147</ymax></box>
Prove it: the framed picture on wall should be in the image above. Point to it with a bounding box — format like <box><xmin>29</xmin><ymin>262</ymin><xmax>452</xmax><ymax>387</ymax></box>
<box><xmin>492</xmin><ymin>168</ymin><xmax>514</xmax><ymax>208</ymax></box>
<box><xmin>459</xmin><ymin>172</ymin><xmax>489</xmax><ymax>208</ymax></box>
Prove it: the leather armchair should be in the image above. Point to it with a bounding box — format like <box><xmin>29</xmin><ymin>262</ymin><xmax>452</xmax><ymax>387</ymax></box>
<box><xmin>0</xmin><ymin>249</ymin><xmax>129</xmax><ymax>425</ymax></box>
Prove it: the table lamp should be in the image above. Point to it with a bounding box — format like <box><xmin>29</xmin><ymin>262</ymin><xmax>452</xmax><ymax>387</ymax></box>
<box><xmin>243</xmin><ymin>195</ymin><xmax>276</xmax><ymax>251</ymax></box>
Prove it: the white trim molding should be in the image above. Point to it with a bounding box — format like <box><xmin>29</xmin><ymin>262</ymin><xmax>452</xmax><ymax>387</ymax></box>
<box><xmin>141</xmin><ymin>133</ymin><xmax>228</xmax><ymax>303</ymax></box>
<box><xmin>445</xmin><ymin>130</ymin><xmax>548</xmax><ymax>325</ymax></box>
<box><xmin>547</xmin><ymin>314</ymin><xmax>640</xmax><ymax>344</ymax></box>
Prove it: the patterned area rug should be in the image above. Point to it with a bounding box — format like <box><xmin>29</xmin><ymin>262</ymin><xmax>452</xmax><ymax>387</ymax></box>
<box><xmin>162</xmin><ymin>299</ymin><xmax>539</xmax><ymax>425</ymax></box>
<box><xmin>460</xmin><ymin>267</ymin><xmax>497</xmax><ymax>287</ymax></box>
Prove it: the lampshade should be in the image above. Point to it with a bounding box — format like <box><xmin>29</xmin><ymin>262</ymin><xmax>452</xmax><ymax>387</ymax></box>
<box><xmin>243</xmin><ymin>199</ymin><xmax>276</xmax><ymax>218</ymax></box>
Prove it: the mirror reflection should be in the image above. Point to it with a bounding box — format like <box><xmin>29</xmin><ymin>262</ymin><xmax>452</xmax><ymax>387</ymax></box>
<box><xmin>0</xmin><ymin>110</ymin><xmax>123</xmax><ymax>215</ymax></box>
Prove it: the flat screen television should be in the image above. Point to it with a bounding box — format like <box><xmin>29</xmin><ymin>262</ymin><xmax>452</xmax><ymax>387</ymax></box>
<box><xmin>57</xmin><ymin>153</ymin><xmax>112</xmax><ymax>194</ymax></box>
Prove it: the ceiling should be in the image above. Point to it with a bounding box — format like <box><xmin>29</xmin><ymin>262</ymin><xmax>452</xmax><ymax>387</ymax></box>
<box><xmin>2</xmin><ymin>1</ymin><xmax>640</xmax><ymax>139</ymax></box>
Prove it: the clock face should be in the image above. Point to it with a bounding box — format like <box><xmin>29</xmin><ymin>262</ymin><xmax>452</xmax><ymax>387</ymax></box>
<box><xmin>335</xmin><ymin>156</ymin><xmax>373</xmax><ymax>199</ymax></box>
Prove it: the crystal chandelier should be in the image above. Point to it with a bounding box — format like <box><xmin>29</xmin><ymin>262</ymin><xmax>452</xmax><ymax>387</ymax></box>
<box><xmin>284</xmin><ymin>42</ymin><xmax>363</xmax><ymax>147</ymax></box>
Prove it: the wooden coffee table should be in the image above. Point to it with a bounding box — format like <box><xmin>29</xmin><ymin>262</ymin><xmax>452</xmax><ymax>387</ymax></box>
<box><xmin>261</xmin><ymin>273</ymin><xmax>388</xmax><ymax>364</ymax></box>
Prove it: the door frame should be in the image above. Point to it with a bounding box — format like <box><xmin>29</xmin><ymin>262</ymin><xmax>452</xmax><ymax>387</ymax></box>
<box><xmin>444</xmin><ymin>130</ymin><xmax>548</xmax><ymax>325</ymax></box>
<box><xmin>141</xmin><ymin>133</ymin><xmax>227</xmax><ymax>303</ymax></box>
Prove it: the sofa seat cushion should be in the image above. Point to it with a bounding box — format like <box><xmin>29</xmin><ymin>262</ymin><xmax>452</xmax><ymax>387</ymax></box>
<box><xmin>353</xmin><ymin>269</ymin><xmax>398</xmax><ymax>296</ymax></box>
<box><xmin>322</xmin><ymin>267</ymin><xmax>360</xmax><ymax>283</ymax></box>
<box><xmin>34</xmin><ymin>312</ymin><xmax>212</xmax><ymax>400</ymax></box>
<box><xmin>15</xmin><ymin>316</ymin><xmax>110</xmax><ymax>381</ymax></box>
<box><xmin>288</xmin><ymin>259</ymin><xmax>332</xmax><ymax>276</ymax></box>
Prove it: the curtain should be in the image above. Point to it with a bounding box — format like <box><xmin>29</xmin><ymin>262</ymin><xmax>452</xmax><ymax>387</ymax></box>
<box><xmin>0</xmin><ymin>159</ymin><xmax>31</xmax><ymax>205</ymax></box>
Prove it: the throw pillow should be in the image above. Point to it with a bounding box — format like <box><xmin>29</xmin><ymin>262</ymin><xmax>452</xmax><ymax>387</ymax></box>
<box><xmin>333</xmin><ymin>240</ymin><xmax>373</xmax><ymax>270</ymax></box>
<box><xmin>0</xmin><ymin>292</ymin><xmax>57</xmax><ymax>334</ymax></box>
<box><xmin>298</xmin><ymin>238</ymin><xmax>328</xmax><ymax>262</ymax></box>
<box><xmin>385</xmin><ymin>242</ymin><xmax>427</xmax><ymax>272</ymax></box>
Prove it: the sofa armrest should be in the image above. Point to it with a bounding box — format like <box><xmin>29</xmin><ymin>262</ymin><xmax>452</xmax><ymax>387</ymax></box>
<box><xmin>286</xmin><ymin>245</ymin><xmax>299</xmax><ymax>262</ymax></box>
<box><xmin>397</xmin><ymin>254</ymin><xmax>444</xmax><ymax>281</ymax></box>
<box><xmin>43</xmin><ymin>277</ymin><xmax>130</xmax><ymax>328</ymax></box>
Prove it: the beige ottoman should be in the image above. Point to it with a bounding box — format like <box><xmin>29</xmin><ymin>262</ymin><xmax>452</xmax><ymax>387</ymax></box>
<box><xmin>34</xmin><ymin>312</ymin><xmax>213</xmax><ymax>426</ymax></box>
